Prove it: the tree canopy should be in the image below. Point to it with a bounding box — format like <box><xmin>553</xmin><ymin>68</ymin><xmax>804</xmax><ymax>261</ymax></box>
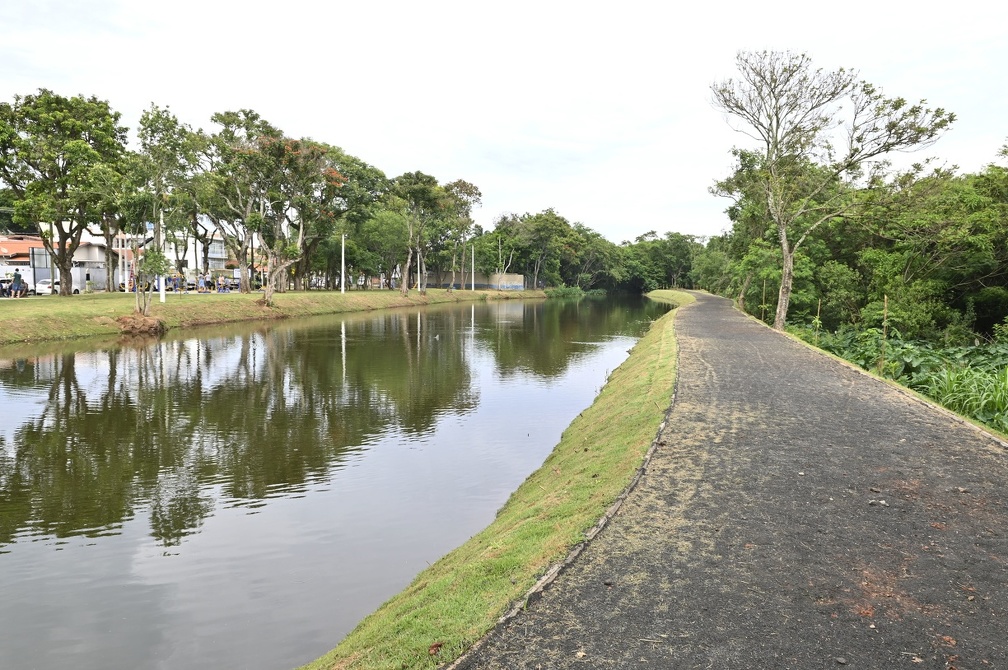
<box><xmin>712</xmin><ymin>50</ymin><xmax>955</xmax><ymax>329</ymax></box>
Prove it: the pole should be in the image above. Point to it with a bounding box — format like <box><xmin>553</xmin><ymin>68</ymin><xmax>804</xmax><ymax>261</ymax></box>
<box><xmin>158</xmin><ymin>210</ymin><xmax>166</xmax><ymax>303</ymax></box>
<box><xmin>471</xmin><ymin>244</ymin><xmax>475</xmax><ymax>291</ymax></box>
<box><xmin>341</xmin><ymin>234</ymin><xmax>345</xmax><ymax>294</ymax></box>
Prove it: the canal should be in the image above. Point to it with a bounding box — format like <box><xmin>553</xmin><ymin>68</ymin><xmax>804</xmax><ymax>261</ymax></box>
<box><xmin>0</xmin><ymin>295</ymin><xmax>669</xmax><ymax>669</ymax></box>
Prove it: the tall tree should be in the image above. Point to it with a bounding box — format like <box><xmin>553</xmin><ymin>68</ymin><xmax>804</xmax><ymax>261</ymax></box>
<box><xmin>392</xmin><ymin>171</ymin><xmax>444</xmax><ymax>295</ymax></box>
<box><xmin>291</xmin><ymin>147</ymin><xmax>387</xmax><ymax>291</ymax></box>
<box><xmin>135</xmin><ymin>105</ymin><xmax>198</xmax><ymax>303</ymax></box>
<box><xmin>205</xmin><ymin>109</ymin><xmax>282</xmax><ymax>294</ymax></box>
<box><xmin>712</xmin><ymin>50</ymin><xmax>954</xmax><ymax>329</ymax></box>
<box><xmin>441</xmin><ymin>179</ymin><xmax>481</xmax><ymax>290</ymax></box>
<box><xmin>0</xmin><ymin>89</ymin><xmax>127</xmax><ymax>294</ymax></box>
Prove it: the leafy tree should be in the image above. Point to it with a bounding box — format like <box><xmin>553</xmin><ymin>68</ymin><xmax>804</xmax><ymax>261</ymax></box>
<box><xmin>0</xmin><ymin>188</ymin><xmax>27</xmax><ymax>232</ymax></box>
<box><xmin>618</xmin><ymin>231</ymin><xmax>664</xmax><ymax>293</ymax></box>
<box><xmin>690</xmin><ymin>237</ymin><xmax>732</xmax><ymax>294</ymax></box>
<box><xmin>293</xmin><ymin>148</ymin><xmax>387</xmax><ymax>291</ymax></box>
<box><xmin>257</xmin><ymin>136</ymin><xmax>347</xmax><ymax>305</ymax></box>
<box><xmin>134</xmin><ymin>105</ymin><xmax>200</xmax><ymax>304</ymax></box>
<box><xmin>561</xmin><ymin>223</ymin><xmax>618</xmax><ymax>289</ymax></box>
<box><xmin>0</xmin><ymin>89</ymin><xmax>127</xmax><ymax>294</ymax></box>
<box><xmin>712</xmin><ymin>50</ymin><xmax>954</xmax><ymax>329</ymax></box>
<box><xmin>392</xmin><ymin>171</ymin><xmax>445</xmax><ymax>295</ymax></box>
<box><xmin>204</xmin><ymin>109</ymin><xmax>282</xmax><ymax>294</ymax></box>
<box><xmin>440</xmin><ymin>179</ymin><xmax>481</xmax><ymax>290</ymax></box>
<box><xmin>359</xmin><ymin>208</ymin><xmax>407</xmax><ymax>288</ymax></box>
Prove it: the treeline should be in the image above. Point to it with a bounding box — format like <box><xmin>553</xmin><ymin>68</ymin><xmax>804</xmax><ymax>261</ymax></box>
<box><xmin>693</xmin><ymin>157</ymin><xmax>1008</xmax><ymax>340</ymax></box>
<box><xmin>692</xmin><ymin>50</ymin><xmax>1008</xmax><ymax>343</ymax></box>
<box><xmin>0</xmin><ymin>89</ymin><xmax>694</xmax><ymax>311</ymax></box>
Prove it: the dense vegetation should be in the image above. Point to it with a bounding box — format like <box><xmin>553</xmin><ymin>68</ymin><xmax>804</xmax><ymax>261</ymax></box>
<box><xmin>697</xmin><ymin>52</ymin><xmax>1008</xmax><ymax>432</ymax></box>
<box><xmin>694</xmin><ymin>158</ymin><xmax>1008</xmax><ymax>343</ymax></box>
<box><xmin>2</xmin><ymin>54</ymin><xmax>1006</xmax><ymax>428</ymax></box>
<box><xmin>0</xmin><ymin>91</ymin><xmax>699</xmax><ymax>309</ymax></box>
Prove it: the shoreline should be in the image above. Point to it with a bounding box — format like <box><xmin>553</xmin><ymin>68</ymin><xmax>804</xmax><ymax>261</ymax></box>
<box><xmin>0</xmin><ymin>288</ymin><xmax>546</xmax><ymax>346</ymax></box>
<box><xmin>300</xmin><ymin>289</ymin><xmax>693</xmax><ymax>669</ymax></box>
<box><xmin>0</xmin><ymin>286</ymin><xmax>693</xmax><ymax>670</ymax></box>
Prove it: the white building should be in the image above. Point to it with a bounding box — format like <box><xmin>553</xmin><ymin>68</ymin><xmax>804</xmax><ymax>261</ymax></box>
<box><xmin>92</xmin><ymin>221</ymin><xmax>229</xmax><ymax>286</ymax></box>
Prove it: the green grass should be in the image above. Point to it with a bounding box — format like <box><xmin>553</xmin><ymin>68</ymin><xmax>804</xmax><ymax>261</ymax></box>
<box><xmin>300</xmin><ymin>289</ymin><xmax>693</xmax><ymax>670</ymax></box>
<box><xmin>0</xmin><ymin>288</ymin><xmax>546</xmax><ymax>345</ymax></box>
<box><xmin>796</xmin><ymin>325</ymin><xmax>1008</xmax><ymax>434</ymax></box>
<box><xmin>922</xmin><ymin>366</ymin><xmax>1008</xmax><ymax>432</ymax></box>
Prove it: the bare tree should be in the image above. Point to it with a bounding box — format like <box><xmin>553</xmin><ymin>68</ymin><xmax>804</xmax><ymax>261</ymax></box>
<box><xmin>712</xmin><ymin>50</ymin><xmax>954</xmax><ymax>329</ymax></box>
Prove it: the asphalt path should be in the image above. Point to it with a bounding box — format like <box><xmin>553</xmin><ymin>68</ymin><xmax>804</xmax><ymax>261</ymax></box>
<box><xmin>452</xmin><ymin>292</ymin><xmax>1008</xmax><ymax>669</ymax></box>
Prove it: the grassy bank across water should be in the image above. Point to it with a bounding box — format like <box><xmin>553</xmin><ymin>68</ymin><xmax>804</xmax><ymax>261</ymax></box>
<box><xmin>301</xmin><ymin>289</ymin><xmax>694</xmax><ymax>670</ymax></box>
<box><xmin>0</xmin><ymin>288</ymin><xmax>545</xmax><ymax>346</ymax></box>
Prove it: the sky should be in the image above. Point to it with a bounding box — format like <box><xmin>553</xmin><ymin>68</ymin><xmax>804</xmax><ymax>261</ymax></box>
<box><xmin>1</xmin><ymin>1</ymin><xmax>1006</xmax><ymax>244</ymax></box>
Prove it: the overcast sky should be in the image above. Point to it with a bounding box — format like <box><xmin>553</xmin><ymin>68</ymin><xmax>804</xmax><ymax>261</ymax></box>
<box><xmin>2</xmin><ymin>1</ymin><xmax>1006</xmax><ymax>243</ymax></box>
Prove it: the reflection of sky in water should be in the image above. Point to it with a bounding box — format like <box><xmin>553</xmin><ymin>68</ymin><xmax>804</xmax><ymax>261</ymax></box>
<box><xmin>0</xmin><ymin>299</ymin><xmax>656</xmax><ymax>670</ymax></box>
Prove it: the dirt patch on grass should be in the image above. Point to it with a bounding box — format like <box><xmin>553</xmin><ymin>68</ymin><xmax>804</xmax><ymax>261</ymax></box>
<box><xmin>115</xmin><ymin>313</ymin><xmax>167</xmax><ymax>336</ymax></box>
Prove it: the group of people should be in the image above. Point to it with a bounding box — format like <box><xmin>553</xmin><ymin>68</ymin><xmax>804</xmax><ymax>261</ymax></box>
<box><xmin>2</xmin><ymin>269</ymin><xmax>29</xmax><ymax>298</ymax></box>
<box><xmin>195</xmin><ymin>272</ymin><xmax>231</xmax><ymax>293</ymax></box>
<box><xmin>118</xmin><ymin>273</ymin><xmax>233</xmax><ymax>293</ymax></box>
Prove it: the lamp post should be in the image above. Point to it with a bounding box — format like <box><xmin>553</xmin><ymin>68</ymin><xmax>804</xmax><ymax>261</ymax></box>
<box><xmin>340</xmin><ymin>234</ymin><xmax>345</xmax><ymax>294</ymax></box>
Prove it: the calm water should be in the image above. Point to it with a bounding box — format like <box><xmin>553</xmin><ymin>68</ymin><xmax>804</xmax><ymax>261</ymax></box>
<box><xmin>0</xmin><ymin>296</ymin><xmax>669</xmax><ymax>670</ymax></box>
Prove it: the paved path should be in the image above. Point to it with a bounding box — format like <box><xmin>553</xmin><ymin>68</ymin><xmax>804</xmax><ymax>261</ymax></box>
<box><xmin>454</xmin><ymin>293</ymin><xmax>1008</xmax><ymax>669</ymax></box>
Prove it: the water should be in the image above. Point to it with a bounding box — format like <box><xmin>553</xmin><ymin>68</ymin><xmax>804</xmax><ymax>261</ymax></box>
<box><xmin>0</xmin><ymin>296</ymin><xmax>669</xmax><ymax>669</ymax></box>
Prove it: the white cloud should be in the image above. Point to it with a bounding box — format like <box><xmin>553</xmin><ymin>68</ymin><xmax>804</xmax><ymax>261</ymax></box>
<box><xmin>1</xmin><ymin>0</ymin><xmax>1005</xmax><ymax>242</ymax></box>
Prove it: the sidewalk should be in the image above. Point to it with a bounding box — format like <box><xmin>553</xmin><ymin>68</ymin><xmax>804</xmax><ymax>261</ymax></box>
<box><xmin>453</xmin><ymin>293</ymin><xmax>1008</xmax><ymax>669</ymax></box>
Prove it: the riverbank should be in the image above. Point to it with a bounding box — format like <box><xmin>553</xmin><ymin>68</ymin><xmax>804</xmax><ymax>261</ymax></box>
<box><xmin>0</xmin><ymin>288</ymin><xmax>546</xmax><ymax>345</ymax></box>
<box><xmin>300</xmin><ymin>289</ymin><xmax>694</xmax><ymax>670</ymax></box>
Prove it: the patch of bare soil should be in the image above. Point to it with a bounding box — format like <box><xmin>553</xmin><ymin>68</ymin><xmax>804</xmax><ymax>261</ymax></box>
<box><xmin>116</xmin><ymin>313</ymin><xmax>166</xmax><ymax>336</ymax></box>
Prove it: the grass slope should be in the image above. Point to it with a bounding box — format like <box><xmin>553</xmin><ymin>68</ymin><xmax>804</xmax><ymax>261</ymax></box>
<box><xmin>301</xmin><ymin>289</ymin><xmax>694</xmax><ymax>670</ymax></box>
<box><xmin>0</xmin><ymin>288</ymin><xmax>545</xmax><ymax>345</ymax></box>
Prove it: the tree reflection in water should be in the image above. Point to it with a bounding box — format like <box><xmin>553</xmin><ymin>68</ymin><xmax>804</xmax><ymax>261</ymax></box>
<box><xmin>0</xmin><ymin>296</ymin><xmax>670</xmax><ymax>669</ymax></box>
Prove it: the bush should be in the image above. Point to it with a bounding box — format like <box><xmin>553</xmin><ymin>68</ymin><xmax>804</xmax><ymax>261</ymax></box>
<box><xmin>544</xmin><ymin>286</ymin><xmax>584</xmax><ymax>299</ymax></box>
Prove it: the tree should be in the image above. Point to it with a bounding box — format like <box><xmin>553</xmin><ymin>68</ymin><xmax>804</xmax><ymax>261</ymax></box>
<box><xmin>256</xmin><ymin>136</ymin><xmax>347</xmax><ymax>305</ymax></box>
<box><xmin>712</xmin><ymin>51</ymin><xmax>954</xmax><ymax>329</ymax></box>
<box><xmin>392</xmin><ymin>171</ymin><xmax>445</xmax><ymax>295</ymax></box>
<box><xmin>204</xmin><ymin>109</ymin><xmax>282</xmax><ymax>294</ymax></box>
<box><xmin>440</xmin><ymin>179</ymin><xmax>481</xmax><ymax>290</ymax></box>
<box><xmin>561</xmin><ymin>223</ymin><xmax>618</xmax><ymax>289</ymax></box>
<box><xmin>292</xmin><ymin>148</ymin><xmax>387</xmax><ymax>291</ymax></box>
<box><xmin>135</xmin><ymin>105</ymin><xmax>199</xmax><ymax>305</ymax></box>
<box><xmin>0</xmin><ymin>89</ymin><xmax>127</xmax><ymax>295</ymax></box>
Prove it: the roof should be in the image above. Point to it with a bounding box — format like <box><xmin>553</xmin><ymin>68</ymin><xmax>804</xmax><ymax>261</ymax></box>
<box><xmin>0</xmin><ymin>235</ymin><xmax>43</xmax><ymax>262</ymax></box>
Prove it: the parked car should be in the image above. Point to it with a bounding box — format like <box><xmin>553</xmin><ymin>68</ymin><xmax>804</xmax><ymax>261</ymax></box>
<box><xmin>36</xmin><ymin>280</ymin><xmax>80</xmax><ymax>295</ymax></box>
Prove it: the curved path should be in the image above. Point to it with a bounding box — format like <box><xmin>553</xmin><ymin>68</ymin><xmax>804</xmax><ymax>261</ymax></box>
<box><xmin>454</xmin><ymin>293</ymin><xmax>1008</xmax><ymax>669</ymax></box>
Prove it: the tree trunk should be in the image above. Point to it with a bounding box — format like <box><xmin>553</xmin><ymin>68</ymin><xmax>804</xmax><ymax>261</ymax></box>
<box><xmin>102</xmin><ymin>216</ymin><xmax>116</xmax><ymax>292</ymax></box>
<box><xmin>737</xmin><ymin>272</ymin><xmax>753</xmax><ymax>312</ymax></box>
<box><xmin>774</xmin><ymin>250</ymin><xmax>794</xmax><ymax>330</ymax></box>
<box><xmin>400</xmin><ymin>247</ymin><xmax>413</xmax><ymax>296</ymax></box>
<box><xmin>417</xmin><ymin>246</ymin><xmax>426</xmax><ymax>294</ymax></box>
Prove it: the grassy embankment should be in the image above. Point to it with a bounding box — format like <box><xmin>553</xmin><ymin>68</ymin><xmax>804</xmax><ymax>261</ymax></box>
<box><xmin>0</xmin><ymin>288</ymin><xmax>545</xmax><ymax>346</ymax></box>
<box><xmin>301</xmin><ymin>289</ymin><xmax>694</xmax><ymax>670</ymax></box>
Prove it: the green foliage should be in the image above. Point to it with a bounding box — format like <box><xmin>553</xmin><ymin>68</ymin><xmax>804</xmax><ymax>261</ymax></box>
<box><xmin>800</xmin><ymin>324</ymin><xmax>1008</xmax><ymax>432</ymax></box>
<box><xmin>544</xmin><ymin>285</ymin><xmax>585</xmax><ymax>299</ymax></box>
<box><xmin>0</xmin><ymin>89</ymin><xmax>127</xmax><ymax>294</ymax></box>
<box><xmin>712</xmin><ymin>51</ymin><xmax>955</xmax><ymax>329</ymax></box>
